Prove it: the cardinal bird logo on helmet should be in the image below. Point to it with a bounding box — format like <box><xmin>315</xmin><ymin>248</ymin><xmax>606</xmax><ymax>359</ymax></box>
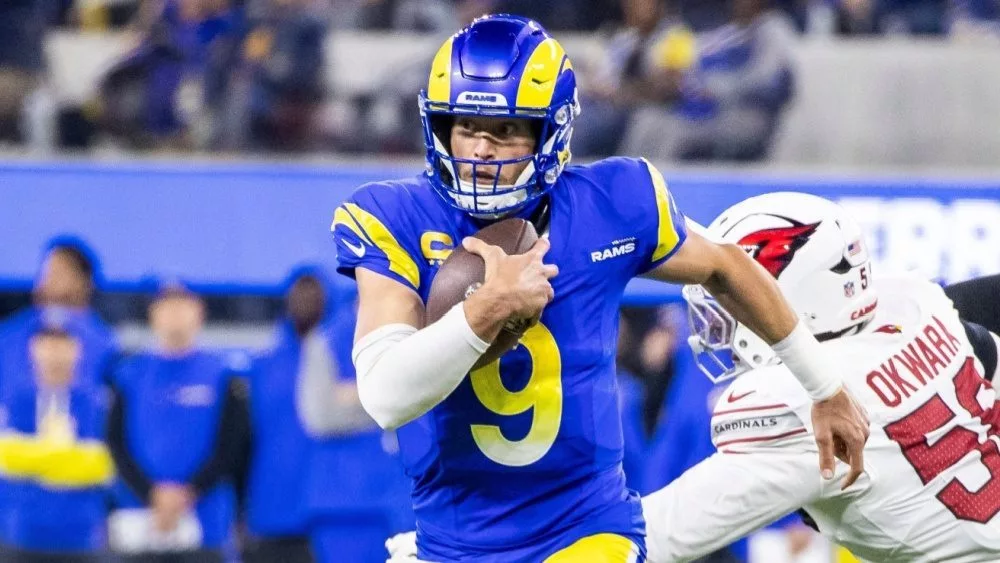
<box><xmin>737</xmin><ymin>219</ymin><xmax>820</xmax><ymax>278</ymax></box>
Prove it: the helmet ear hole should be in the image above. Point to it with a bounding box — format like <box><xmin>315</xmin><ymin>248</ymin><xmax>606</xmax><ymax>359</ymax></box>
<box><xmin>830</xmin><ymin>256</ymin><xmax>852</xmax><ymax>274</ymax></box>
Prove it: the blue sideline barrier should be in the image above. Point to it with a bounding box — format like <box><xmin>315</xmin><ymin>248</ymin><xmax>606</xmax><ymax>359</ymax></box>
<box><xmin>2</xmin><ymin>160</ymin><xmax>998</xmax><ymax>306</ymax></box>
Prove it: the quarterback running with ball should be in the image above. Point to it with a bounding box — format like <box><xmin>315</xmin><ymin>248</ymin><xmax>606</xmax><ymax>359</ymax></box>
<box><xmin>333</xmin><ymin>15</ymin><xmax>867</xmax><ymax>561</ymax></box>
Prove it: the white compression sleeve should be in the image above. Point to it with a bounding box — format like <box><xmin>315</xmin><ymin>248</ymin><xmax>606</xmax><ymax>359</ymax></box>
<box><xmin>771</xmin><ymin>321</ymin><xmax>843</xmax><ymax>401</ymax></box>
<box><xmin>353</xmin><ymin>303</ymin><xmax>490</xmax><ymax>430</ymax></box>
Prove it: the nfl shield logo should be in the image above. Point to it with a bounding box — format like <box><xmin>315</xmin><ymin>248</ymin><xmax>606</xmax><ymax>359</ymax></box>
<box><xmin>843</xmin><ymin>281</ymin><xmax>856</xmax><ymax>297</ymax></box>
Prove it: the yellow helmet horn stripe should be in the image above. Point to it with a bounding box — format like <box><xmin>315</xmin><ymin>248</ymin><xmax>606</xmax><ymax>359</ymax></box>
<box><xmin>516</xmin><ymin>38</ymin><xmax>569</xmax><ymax>109</ymax></box>
<box><xmin>427</xmin><ymin>36</ymin><xmax>455</xmax><ymax>103</ymax></box>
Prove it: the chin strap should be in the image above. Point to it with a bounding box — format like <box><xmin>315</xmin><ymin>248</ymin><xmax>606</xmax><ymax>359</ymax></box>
<box><xmin>528</xmin><ymin>197</ymin><xmax>551</xmax><ymax>236</ymax></box>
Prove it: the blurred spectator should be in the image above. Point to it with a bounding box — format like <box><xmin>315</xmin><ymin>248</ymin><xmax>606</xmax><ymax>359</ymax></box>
<box><xmin>212</xmin><ymin>0</ymin><xmax>327</xmax><ymax>151</ymax></box>
<box><xmin>0</xmin><ymin>323</ymin><xmax>114</xmax><ymax>563</ymax></box>
<box><xmin>290</xmin><ymin>274</ymin><xmax>412</xmax><ymax>563</ymax></box>
<box><xmin>96</xmin><ymin>0</ymin><xmax>238</xmax><ymax>149</ymax></box>
<box><xmin>622</xmin><ymin>0</ymin><xmax>796</xmax><ymax>161</ymax></box>
<box><xmin>496</xmin><ymin>0</ymin><xmax>622</xmax><ymax>31</ymax></box>
<box><xmin>353</xmin><ymin>0</ymin><xmax>618</xmax><ymax>31</ymax></box>
<box><xmin>951</xmin><ymin>0</ymin><xmax>1000</xmax><ymax>41</ymax></box>
<box><xmin>72</xmin><ymin>0</ymin><xmax>144</xmax><ymax>30</ymax></box>
<box><xmin>0</xmin><ymin>0</ymin><xmax>53</xmax><ymax>143</ymax></box>
<box><xmin>834</xmin><ymin>0</ymin><xmax>948</xmax><ymax>34</ymax></box>
<box><xmin>616</xmin><ymin>312</ymin><xmax>678</xmax><ymax>494</ymax></box>
<box><xmin>573</xmin><ymin>0</ymin><xmax>693</xmax><ymax>157</ymax></box>
<box><xmin>678</xmin><ymin>0</ymin><xmax>733</xmax><ymax>30</ymax></box>
<box><xmin>0</xmin><ymin>237</ymin><xmax>119</xmax><ymax>398</ymax></box>
<box><xmin>0</xmin><ymin>238</ymin><xmax>118</xmax><ymax>550</ymax></box>
<box><xmin>107</xmin><ymin>283</ymin><xmax>248</xmax><ymax>563</ymax></box>
<box><xmin>676</xmin><ymin>0</ymin><xmax>808</xmax><ymax>33</ymax></box>
<box><xmin>240</xmin><ymin>268</ymin><xmax>373</xmax><ymax>563</ymax></box>
<box><xmin>771</xmin><ymin>0</ymin><xmax>811</xmax><ymax>32</ymax></box>
<box><xmin>617</xmin><ymin>316</ymin><xmax>647</xmax><ymax>492</ymax></box>
<box><xmin>355</xmin><ymin>0</ymin><xmax>459</xmax><ymax>31</ymax></box>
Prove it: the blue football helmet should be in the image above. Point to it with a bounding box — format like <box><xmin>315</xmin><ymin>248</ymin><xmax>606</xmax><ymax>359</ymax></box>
<box><xmin>419</xmin><ymin>14</ymin><xmax>580</xmax><ymax>218</ymax></box>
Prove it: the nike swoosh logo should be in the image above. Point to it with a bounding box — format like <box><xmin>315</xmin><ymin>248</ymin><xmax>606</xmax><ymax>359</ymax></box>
<box><xmin>343</xmin><ymin>239</ymin><xmax>366</xmax><ymax>258</ymax></box>
<box><xmin>727</xmin><ymin>390</ymin><xmax>756</xmax><ymax>403</ymax></box>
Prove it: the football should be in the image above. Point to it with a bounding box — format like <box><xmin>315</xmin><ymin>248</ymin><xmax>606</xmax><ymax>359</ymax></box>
<box><xmin>425</xmin><ymin>218</ymin><xmax>539</xmax><ymax>369</ymax></box>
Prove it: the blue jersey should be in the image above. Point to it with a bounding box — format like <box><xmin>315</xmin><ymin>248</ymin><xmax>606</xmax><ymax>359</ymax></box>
<box><xmin>332</xmin><ymin>157</ymin><xmax>688</xmax><ymax>560</ymax></box>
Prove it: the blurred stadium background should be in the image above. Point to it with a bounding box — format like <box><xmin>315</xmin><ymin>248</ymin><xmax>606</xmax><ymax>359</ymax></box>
<box><xmin>1</xmin><ymin>0</ymin><xmax>999</xmax><ymax>561</ymax></box>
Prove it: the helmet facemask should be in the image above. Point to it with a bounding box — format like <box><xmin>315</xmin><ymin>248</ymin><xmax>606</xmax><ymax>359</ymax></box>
<box><xmin>683</xmin><ymin>285</ymin><xmax>777</xmax><ymax>383</ymax></box>
<box><xmin>420</xmin><ymin>95</ymin><xmax>577</xmax><ymax>219</ymax></box>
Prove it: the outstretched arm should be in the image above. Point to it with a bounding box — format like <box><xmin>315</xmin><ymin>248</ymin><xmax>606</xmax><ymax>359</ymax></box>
<box><xmin>645</xmin><ymin>230</ymin><xmax>870</xmax><ymax>488</ymax></box>
<box><xmin>642</xmin><ymin>450</ymin><xmax>827</xmax><ymax>563</ymax></box>
<box><xmin>646</xmin><ymin>230</ymin><xmax>802</xmax><ymax>344</ymax></box>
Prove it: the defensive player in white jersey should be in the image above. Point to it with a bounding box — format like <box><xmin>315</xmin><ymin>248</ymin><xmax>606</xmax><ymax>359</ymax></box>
<box><xmin>643</xmin><ymin>192</ymin><xmax>1000</xmax><ymax>563</ymax></box>
<box><xmin>386</xmin><ymin>192</ymin><xmax>1000</xmax><ymax>563</ymax></box>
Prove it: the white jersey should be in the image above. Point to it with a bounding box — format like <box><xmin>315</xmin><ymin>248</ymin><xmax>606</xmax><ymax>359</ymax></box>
<box><xmin>643</xmin><ymin>275</ymin><xmax>1000</xmax><ymax>563</ymax></box>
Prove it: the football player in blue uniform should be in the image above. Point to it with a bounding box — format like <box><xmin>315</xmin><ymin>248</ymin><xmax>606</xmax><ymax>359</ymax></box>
<box><xmin>331</xmin><ymin>14</ymin><xmax>868</xmax><ymax>562</ymax></box>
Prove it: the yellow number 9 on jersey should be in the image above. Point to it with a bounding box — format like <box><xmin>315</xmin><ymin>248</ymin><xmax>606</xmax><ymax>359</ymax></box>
<box><xmin>469</xmin><ymin>322</ymin><xmax>563</xmax><ymax>467</ymax></box>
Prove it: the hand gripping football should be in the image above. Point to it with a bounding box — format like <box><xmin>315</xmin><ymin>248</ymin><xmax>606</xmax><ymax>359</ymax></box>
<box><xmin>425</xmin><ymin>218</ymin><xmax>539</xmax><ymax>369</ymax></box>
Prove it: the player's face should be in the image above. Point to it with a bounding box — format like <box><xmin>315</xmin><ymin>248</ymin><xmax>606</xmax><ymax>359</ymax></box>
<box><xmin>450</xmin><ymin>116</ymin><xmax>536</xmax><ymax>186</ymax></box>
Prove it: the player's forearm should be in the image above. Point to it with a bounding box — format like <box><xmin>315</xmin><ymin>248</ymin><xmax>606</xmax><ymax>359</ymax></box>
<box><xmin>463</xmin><ymin>285</ymin><xmax>514</xmax><ymax>343</ymax></box>
<box><xmin>708</xmin><ymin>245</ymin><xmax>842</xmax><ymax>400</ymax></box>
<box><xmin>353</xmin><ymin>304</ymin><xmax>489</xmax><ymax>430</ymax></box>
<box><xmin>643</xmin><ymin>451</ymin><xmax>823</xmax><ymax>563</ymax></box>
<box><xmin>702</xmin><ymin>244</ymin><xmax>798</xmax><ymax>344</ymax></box>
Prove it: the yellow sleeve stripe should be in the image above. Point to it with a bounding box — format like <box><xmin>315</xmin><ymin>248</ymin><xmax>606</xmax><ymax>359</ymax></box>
<box><xmin>343</xmin><ymin>203</ymin><xmax>421</xmax><ymax>289</ymax></box>
<box><xmin>427</xmin><ymin>36</ymin><xmax>455</xmax><ymax>103</ymax></box>
<box><xmin>332</xmin><ymin>205</ymin><xmax>374</xmax><ymax>246</ymax></box>
<box><xmin>0</xmin><ymin>433</ymin><xmax>115</xmax><ymax>488</ymax></box>
<box><xmin>643</xmin><ymin>158</ymin><xmax>682</xmax><ymax>262</ymax></box>
<box><xmin>516</xmin><ymin>38</ymin><xmax>567</xmax><ymax>109</ymax></box>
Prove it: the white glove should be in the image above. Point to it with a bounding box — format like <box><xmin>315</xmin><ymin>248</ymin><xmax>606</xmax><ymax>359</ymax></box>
<box><xmin>385</xmin><ymin>531</ymin><xmax>426</xmax><ymax>562</ymax></box>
